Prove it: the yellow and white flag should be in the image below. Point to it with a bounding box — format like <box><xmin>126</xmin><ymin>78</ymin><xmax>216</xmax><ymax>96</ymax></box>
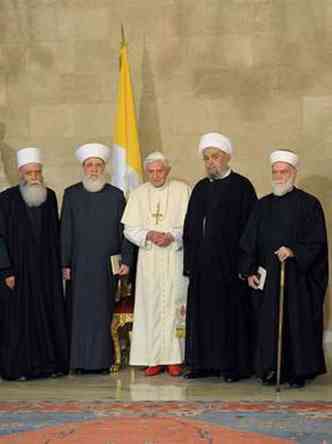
<box><xmin>111</xmin><ymin>29</ymin><xmax>143</xmax><ymax>194</ymax></box>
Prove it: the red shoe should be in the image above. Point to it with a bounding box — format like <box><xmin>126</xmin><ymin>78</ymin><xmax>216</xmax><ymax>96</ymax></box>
<box><xmin>167</xmin><ymin>365</ymin><xmax>183</xmax><ymax>377</ymax></box>
<box><xmin>144</xmin><ymin>366</ymin><xmax>163</xmax><ymax>376</ymax></box>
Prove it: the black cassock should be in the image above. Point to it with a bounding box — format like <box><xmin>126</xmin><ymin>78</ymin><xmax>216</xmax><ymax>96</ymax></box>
<box><xmin>183</xmin><ymin>172</ymin><xmax>257</xmax><ymax>377</ymax></box>
<box><xmin>239</xmin><ymin>188</ymin><xmax>328</xmax><ymax>381</ymax></box>
<box><xmin>61</xmin><ymin>183</ymin><xmax>133</xmax><ymax>371</ymax></box>
<box><xmin>0</xmin><ymin>186</ymin><xmax>68</xmax><ymax>380</ymax></box>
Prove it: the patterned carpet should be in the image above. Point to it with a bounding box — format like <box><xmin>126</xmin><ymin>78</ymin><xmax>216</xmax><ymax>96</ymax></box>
<box><xmin>0</xmin><ymin>401</ymin><xmax>331</xmax><ymax>443</ymax></box>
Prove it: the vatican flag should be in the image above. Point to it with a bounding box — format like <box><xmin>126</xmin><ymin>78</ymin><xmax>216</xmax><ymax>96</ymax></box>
<box><xmin>111</xmin><ymin>28</ymin><xmax>143</xmax><ymax>194</ymax></box>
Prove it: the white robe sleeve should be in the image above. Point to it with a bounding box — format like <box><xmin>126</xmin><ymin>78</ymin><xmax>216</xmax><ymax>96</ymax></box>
<box><xmin>124</xmin><ymin>225</ymin><xmax>151</xmax><ymax>249</ymax></box>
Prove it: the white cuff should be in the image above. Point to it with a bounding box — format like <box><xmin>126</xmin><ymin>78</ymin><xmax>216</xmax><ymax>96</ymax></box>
<box><xmin>124</xmin><ymin>226</ymin><xmax>150</xmax><ymax>248</ymax></box>
<box><xmin>169</xmin><ymin>228</ymin><xmax>183</xmax><ymax>250</ymax></box>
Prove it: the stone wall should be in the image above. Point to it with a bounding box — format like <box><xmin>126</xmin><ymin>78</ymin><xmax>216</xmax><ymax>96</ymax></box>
<box><xmin>1</xmin><ymin>0</ymin><xmax>332</xmax><ymax>326</ymax></box>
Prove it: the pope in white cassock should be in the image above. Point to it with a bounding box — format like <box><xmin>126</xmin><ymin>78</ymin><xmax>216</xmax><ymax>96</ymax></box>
<box><xmin>122</xmin><ymin>152</ymin><xmax>191</xmax><ymax>377</ymax></box>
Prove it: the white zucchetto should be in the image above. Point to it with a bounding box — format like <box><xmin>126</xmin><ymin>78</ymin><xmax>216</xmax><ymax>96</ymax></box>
<box><xmin>16</xmin><ymin>147</ymin><xmax>42</xmax><ymax>169</ymax></box>
<box><xmin>270</xmin><ymin>150</ymin><xmax>299</xmax><ymax>169</ymax></box>
<box><xmin>144</xmin><ymin>151</ymin><xmax>168</xmax><ymax>168</ymax></box>
<box><xmin>198</xmin><ymin>132</ymin><xmax>233</xmax><ymax>155</ymax></box>
<box><xmin>75</xmin><ymin>143</ymin><xmax>111</xmax><ymax>164</ymax></box>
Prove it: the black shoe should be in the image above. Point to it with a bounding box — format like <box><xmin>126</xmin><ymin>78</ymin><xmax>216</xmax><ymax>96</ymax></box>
<box><xmin>183</xmin><ymin>369</ymin><xmax>206</xmax><ymax>379</ymax></box>
<box><xmin>223</xmin><ymin>374</ymin><xmax>240</xmax><ymax>383</ymax></box>
<box><xmin>51</xmin><ymin>371</ymin><xmax>65</xmax><ymax>378</ymax></box>
<box><xmin>16</xmin><ymin>376</ymin><xmax>27</xmax><ymax>382</ymax></box>
<box><xmin>289</xmin><ymin>377</ymin><xmax>305</xmax><ymax>389</ymax></box>
<box><xmin>183</xmin><ymin>369</ymin><xmax>219</xmax><ymax>379</ymax></box>
<box><xmin>261</xmin><ymin>370</ymin><xmax>276</xmax><ymax>385</ymax></box>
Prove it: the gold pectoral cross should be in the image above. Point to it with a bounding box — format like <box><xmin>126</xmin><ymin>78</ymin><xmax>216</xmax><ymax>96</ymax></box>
<box><xmin>152</xmin><ymin>203</ymin><xmax>163</xmax><ymax>225</ymax></box>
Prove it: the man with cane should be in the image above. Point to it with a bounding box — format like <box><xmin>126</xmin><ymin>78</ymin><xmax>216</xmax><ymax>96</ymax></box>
<box><xmin>239</xmin><ymin>149</ymin><xmax>328</xmax><ymax>388</ymax></box>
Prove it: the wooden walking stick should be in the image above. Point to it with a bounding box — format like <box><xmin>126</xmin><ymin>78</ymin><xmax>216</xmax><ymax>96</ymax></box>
<box><xmin>276</xmin><ymin>260</ymin><xmax>286</xmax><ymax>393</ymax></box>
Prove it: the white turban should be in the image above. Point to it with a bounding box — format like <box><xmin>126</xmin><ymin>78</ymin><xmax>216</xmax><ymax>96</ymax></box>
<box><xmin>16</xmin><ymin>147</ymin><xmax>42</xmax><ymax>169</ymax></box>
<box><xmin>198</xmin><ymin>132</ymin><xmax>233</xmax><ymax>155</ymax></box>
<box><xmin>75</xmin><ymin>143</ymin><xmax>111</xmax><ymax>164</ymax></box>
<box><xmin>270</xmin><ymin>150</ymin><xmax>299</xmax><ymax>169</ymax></box>
<box><xmin>144</xmin><ymin>151</ymin><xmax>169</xmax><ymax>168</ymax></box>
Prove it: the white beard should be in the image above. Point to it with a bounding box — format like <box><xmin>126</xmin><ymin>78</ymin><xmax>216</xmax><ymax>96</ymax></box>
<box><xmin>82</xmin><ymin>174</ymin><xmax>106</xmax><ymax>193</ymax></box>
<box><xmin>20</xmin><ymin>182</ymin><xmax>47</xmax><ymax>207</ymax></box>
<box><xmin>272</xmin><ymin>178</ymin><xmax>294</xmax><ymax>197</ymax></box>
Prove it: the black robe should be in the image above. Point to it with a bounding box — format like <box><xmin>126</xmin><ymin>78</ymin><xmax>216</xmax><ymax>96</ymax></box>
<box><xmin>0</xmin><ymin>186</ymin><xmax>69</xmax><ymax>380</ymax></box>
<box><xmin>183</xmin><ymin>172</ymin><xmax>257</xmax><ymax>376</ymax></box>
<box><xmin>61</xmin><ymin>183</ymin><xmax>133</xmax><ymax>371</ymax></box>
<box><xmin>239</xmin><ymin>187</ymin><xmax>328</xmax><ymax>380</ymax></box>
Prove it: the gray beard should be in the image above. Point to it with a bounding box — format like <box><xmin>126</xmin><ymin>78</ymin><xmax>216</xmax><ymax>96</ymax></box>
<box><xmin>208</xmin><ymin>168</ymin><xmax>230</xmax><ymax>180</ymax></box>
<box><xmin>82</xmin><ymin>175</ymin><xmax>106</xmax><ymax>193</ymax></box>
<box><xmin>20</xmin><ymin>183</ymin><xmax>47</xmax><ymax>207</ymax></box>
<box><xmin>272</xmin><ymin>179</ymin><xmax>294</xmax><ymax>197</ymax></box>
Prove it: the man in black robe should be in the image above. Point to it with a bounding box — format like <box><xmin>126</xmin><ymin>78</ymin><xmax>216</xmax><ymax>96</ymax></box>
<box><xmin>239</xmin><ymin>149</ymin><xmax>328</xmax><ymax>388</ymax></box>
<box><xmin>61</xmin><ymin>143</ymin><xmax>133</xmax><ymax>374</ymax></box>
<box><xmin>183</xmin><ymin>132</ymin><xmax>257</xmax><ymax>381</ymax></box>
<box><xmin>0</xmin><ymin>147</ymin><xmax>68</xmax><ymax>380</ymax></box>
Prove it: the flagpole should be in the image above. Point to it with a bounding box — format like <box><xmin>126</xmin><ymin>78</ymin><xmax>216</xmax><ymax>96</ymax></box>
<box><xmin>121</xmin><ymin>24</ymin><xmax>126</xmax><ymax>47</ymax></box>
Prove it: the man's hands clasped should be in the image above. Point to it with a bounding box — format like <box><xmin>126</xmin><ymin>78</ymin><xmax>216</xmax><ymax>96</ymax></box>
<box><xmin>146</xmin><ymin>231</ymin><xmax>174</xmax><ymax>247</ymax></box>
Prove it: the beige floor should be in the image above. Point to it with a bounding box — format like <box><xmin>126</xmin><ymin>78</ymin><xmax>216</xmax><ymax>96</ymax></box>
<box><xmin>0</xmin><ymin>345</ymin><xmax>331</xmax><ymax>403</ymax></box>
